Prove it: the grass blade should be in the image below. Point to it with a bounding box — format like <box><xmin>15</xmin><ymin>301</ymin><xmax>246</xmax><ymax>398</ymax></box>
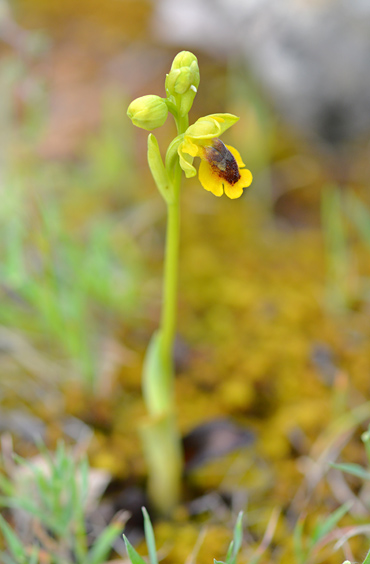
<box><xmin>142</xmin><ymin>507</ymin><xmax>158</xmax><ymax>564</ymax></box>
<box><xmin>87</xmin><ymin>522</ymin><xmax>123</xmax><ymax>564</ymax></box>
<box><xmin>310</xmin><ymin>502</ymin><xmax>351</xmax><ymax>548</ymax></box>
<box><xmin>363</xmin><ymin>548</ymin><xmax>370</xmax><ymax>564</ymax></box>
<box><xmin>330</xmin><ymin>462</ymin><xmax>370</xmax><ymax>481</ymax></box>
<box><xmin>0</xmin><ymin>514</ymin><xmax>25</xmax><ymax>561</ymax></box>
<box><xmin>123</xmin><ymin>534</ymin><xmax>148</xmax><ymax>564</ymax></box>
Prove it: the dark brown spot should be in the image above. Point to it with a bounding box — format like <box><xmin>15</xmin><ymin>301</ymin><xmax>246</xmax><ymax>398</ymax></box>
<box><xmin>204</xmin><ymin>138</ymin><xmax>241</xmax><ymax>185</ymax></box>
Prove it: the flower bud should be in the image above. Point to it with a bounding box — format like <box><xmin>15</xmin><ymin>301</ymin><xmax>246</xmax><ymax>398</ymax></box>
<box><xmin>165</xmin><ymin>51</ymin><xmax>200</xmax><ymax>116</ymax></box>
<box><xmin>127</xmin><ymin>95</ymin><xmax>168</xmax><ymax>131</ymax></box>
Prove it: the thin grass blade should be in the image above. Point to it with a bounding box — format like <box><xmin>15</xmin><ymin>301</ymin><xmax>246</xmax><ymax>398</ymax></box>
<box><xmin>123</xmin><ymin>534</ymin><xmax>148</xmax><ymax>564</ymax></box>
<box><xmin>330</xmin><ymin>462</ymin><xmax>370</xmax><ymax>481</ymax></box>
<box><xmin>142</xmin><ymin>507</ymin><xmax>158</xmax><ymax>564</ymax></box>
<box><xmin>87</xmin><ymin>522</ymin><xmax>123</xmax><ymax>564</ymax></box>
<box><xmin>310</xmin><ymin>502</ymin><xmax>352</xmax><ymax>547</ymax></box>
<box><xmin>293</xmin><ymin>515</ymin><xmax>306</xmax><ymax>564</ymax></box>
<box><xmin>363</xmin><ymin>548</ymin><xmax>370</xmax><ymax>564</ymax></box>
<box><xmin>0</xmin><ymin>514</ymin><xmax>25</xmax><ymax>561</ymax></box>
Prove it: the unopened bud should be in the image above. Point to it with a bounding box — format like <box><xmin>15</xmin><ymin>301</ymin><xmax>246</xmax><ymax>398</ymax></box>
<box><xmin>127</xmin><ymin>95</ymin><xmax>168</xmax><ymax>131</ymax></box>
<box><xmin>170</xmin><ymin>51</ymin><xmax>199</xmax><ymax>74</ymax></box>
<box><xmin>166</xmin><ymin>51</ymin><xmax>200</xmax><ymax>116</ymax></box>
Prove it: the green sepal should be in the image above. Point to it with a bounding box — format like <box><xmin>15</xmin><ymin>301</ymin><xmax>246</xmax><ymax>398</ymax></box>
<box><xmin>142</xmin><ymin>331</ymin><xmax>172</xmax><ymax>417</ymax></box>
<box><xmin>147</xmin><ymin>134</ymin><xmax>170</xmax><ymax>202</ymax></box>
<box><xmin>185</xmin><ymin>113</ymin><xmax>239</xmax><ymax>140</ymax></box>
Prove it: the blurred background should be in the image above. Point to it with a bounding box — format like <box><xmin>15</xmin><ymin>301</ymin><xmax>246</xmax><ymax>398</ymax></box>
<box><xmin>2</xmin><ymin>0</ymin><xmax>370</xmax><ymax>558</ymax></box>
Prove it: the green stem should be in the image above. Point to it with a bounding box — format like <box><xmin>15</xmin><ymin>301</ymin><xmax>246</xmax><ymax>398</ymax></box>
<box><xmin>141</xmin><ymin>112</ymin><xmax>188</xmax><ymax>516</ymax></box>
<box><xmin>159</xmin><ymin>169</ymin><xmax>181</xmax><ymax>372</ymax></box>
<box><xmin>159</xmin><ymin>112</ymin><xmax>188</xmax><ymax>377</ymax></box>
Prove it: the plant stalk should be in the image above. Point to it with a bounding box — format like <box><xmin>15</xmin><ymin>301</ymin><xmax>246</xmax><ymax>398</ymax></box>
<box><xmin>160</xmin><ymin>167</ymin><xmax>181</xmax><ymax>373</ymax></box>
<box><xmin>141</xmin><ymin>114</ymin><xmax>188</xmax><ymax>515</ymax></box>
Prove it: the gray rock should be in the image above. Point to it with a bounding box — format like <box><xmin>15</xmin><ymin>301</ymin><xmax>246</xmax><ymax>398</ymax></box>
<box><xmin>153</xmin><ymin>0</ymin><xmax>370</xmax><ymax>149</ymax></box>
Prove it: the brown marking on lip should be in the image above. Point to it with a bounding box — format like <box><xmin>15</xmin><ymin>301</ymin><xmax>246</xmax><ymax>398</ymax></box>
<box><xmin>204</xmin><ymin>138</ymin><xmax>241</xmax><ymax>185</ymax></box>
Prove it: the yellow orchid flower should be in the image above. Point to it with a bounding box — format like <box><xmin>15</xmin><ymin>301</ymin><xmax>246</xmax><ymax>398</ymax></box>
<box><xmin>178</xmin><ymin>113</ymin><xmax>253</xmax><ymax>199</ymax></box>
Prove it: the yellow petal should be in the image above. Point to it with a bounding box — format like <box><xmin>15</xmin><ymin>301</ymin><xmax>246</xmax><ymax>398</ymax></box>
<box><xmin>223</xmin><ymin>169</ymin><xmax>253</xmax><ymax>199</ymax></box>
<box><xmin>237</xmin><ymin>168</ymin><xmax>253</xmax><ymax>188</ymax></box>
<box><xmin>181</xmin><ymin>137</ymin><xmax>203</xmax><ymax>157</ymax></box>
<box><xmin>239</xmin><ymin>168</ymin><xmax>253</xmax><ymax>187</ymax></box>
<box><xmin>198</xmin><ymin>159</ymin><xmax>224</xmax><ymax>197</ymax></box>
<box><xmin>225</xmin><ymin>144</ymin><xmax>245</xmax><ymax>168</ymax></box>
<box><xmin>224</xmin><ymin>182</ymin><xmax>244</xmax><ymax>199</ymax></box>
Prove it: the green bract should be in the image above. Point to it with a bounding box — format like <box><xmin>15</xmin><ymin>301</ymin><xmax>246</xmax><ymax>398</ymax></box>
<box><xmin>127</xmin><ymin>95</ymin><xmax>168</xmax><ymax>131</ymax></box>
<box><xmin>147</xmin><ymin>134</ymin><xmax>170</xmax><ymax>201</ymax></box>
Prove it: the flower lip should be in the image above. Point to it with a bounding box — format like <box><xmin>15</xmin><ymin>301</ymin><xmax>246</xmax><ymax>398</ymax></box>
<box><xmin>177</xmin><ymin>114</ymin><xmax>253</xmax><ymax>198</ymax></box>
<box><xmin>203</xmin><ymin>138</ymin><xmax>241</xmax><ymax>185</ymax></box>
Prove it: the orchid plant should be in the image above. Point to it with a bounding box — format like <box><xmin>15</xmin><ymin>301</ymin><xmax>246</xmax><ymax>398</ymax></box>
<box><xmin>127</xmin><ymin>51</ymin><xmax>253</xmax><ymax>515</ymax></box>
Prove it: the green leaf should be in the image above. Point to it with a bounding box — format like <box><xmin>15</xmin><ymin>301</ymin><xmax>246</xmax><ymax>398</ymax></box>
<box><xmin>147</xmin><ymin>134</ymin><xmax>170</xmax><ymax>202</ymax></box>
<box><xmin>231</xmin><ymin>512</ymin><xmax>243</xmax><ymax>562</ymax></box>
<box><xmin>224</xmin><ymin>512</ymin><xmax>243</xmax><ymax>564</ymax></box>
<box><xmin>0</xmin><ymin>496</ymin><xmax>49</xmax><ymax>525</ymax></box>
<box><xmin>330</xmin><ymin>462</ymin><xmax>370</xmax><ymax>481</ymax></box>
<box><xmin>293</xmin><ymin>516</ymin><xmax>306</xmax><ymax>564</ymax></box>
<box><xmin>87</xmin><ymin>522</ymin><xmax>123</xmax><ymax>564</ymax></box>
<box><xmin>142</xmin><ymin>507</ymin><xmax>158</xmax><ymax>564</ymax></box>
<box><xmin>123</xmin><ymin>534</ymin><xmax>148</xmax><ymax>564</ymax></box>
<box><xmin>0</xmin><ymin>514</ymin><xmax>25</xmax><ymax>561</ymax></box>
<box><xmin>28</xmin><ymin>548</ymin><xmax>40</xmax><ymax>564</ymax></box>
<box><xmin>12</xmin><ymin>453</ymin><xmax>40</xmax><ymax>473</ymax></box>
<box><xmin>310</xmin><ymin>502</ymin><xmax>351</xmax><ymax>548</ymax></box>
<box><xmin>362</xmin><ymin>548</ymin><xmax>370</xmax><ymax>564</ymax></box>
<box><xmin>0</xmin><ymin>474</ymin><xmax>14</xmax><ymax>496</ymax></box>
<box><xmin>79</xmin><ymin>455</ymin><xmax>90</xmax><ymax>507</ymax></box>
<box><xmin>225</xmin><ymin>541</ymin><xmax>234</xmax><ymax>564</ymax></box>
